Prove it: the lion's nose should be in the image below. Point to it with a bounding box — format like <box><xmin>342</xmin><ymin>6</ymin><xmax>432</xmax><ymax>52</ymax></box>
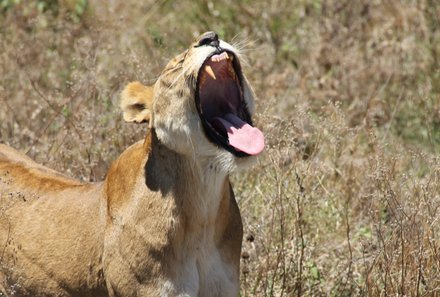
<box><xmin>197</xmin><ymin>31</ymin><xmax>219</xmax><ymax>48</ymax></box>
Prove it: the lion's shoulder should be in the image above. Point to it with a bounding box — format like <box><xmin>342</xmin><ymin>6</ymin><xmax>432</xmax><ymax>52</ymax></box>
<box><xmin>105</xmin><ymin>140</ymin><xmax>148</xmax><ymax>208</ymax></box>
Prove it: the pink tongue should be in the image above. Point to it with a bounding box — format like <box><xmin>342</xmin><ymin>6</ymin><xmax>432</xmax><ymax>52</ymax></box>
<box><xmin>213</xmin><ymin>114</ymin><xmax>265</xmax><ymax>155</ymax></box>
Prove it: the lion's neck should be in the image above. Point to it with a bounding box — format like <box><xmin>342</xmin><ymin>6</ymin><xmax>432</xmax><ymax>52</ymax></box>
<box><xmin>145</xmin><ymin>129</ymin><xmax>228</xmax><ymax>225</ymax></box>
<box><xmin>104</xmin><ymin>129</ymin><xmax>239</xmax><ymax>293</ymax></box>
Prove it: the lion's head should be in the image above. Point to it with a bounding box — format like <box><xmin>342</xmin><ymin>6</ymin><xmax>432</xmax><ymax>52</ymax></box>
<box><xmin>121</xmin><ymin>32</ymin><xmax>264</xmax><ymax>173</ymax></box>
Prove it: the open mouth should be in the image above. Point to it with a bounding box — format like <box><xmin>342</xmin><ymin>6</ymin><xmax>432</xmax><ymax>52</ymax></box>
<box><xmin>195</xmin><ymin>51</ymin><xmax>265</xmax><ymax>157</ymax></box>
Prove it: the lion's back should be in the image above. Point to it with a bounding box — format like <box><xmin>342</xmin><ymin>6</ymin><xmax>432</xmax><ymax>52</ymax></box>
<box><xmin>0</xmin><ymin>144</ymin><xmax>107</xmax><ymax>296</ymax></box>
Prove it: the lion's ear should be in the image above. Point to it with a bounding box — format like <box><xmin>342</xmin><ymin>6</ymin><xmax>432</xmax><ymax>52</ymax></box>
<box><xmin>120</xmin><ymin>82</ymin><xmax>154</xmax><ymax>124</ymax></box>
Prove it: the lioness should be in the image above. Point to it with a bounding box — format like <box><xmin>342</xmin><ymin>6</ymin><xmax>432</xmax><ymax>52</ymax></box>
<box><xmin>0</xmin><ymin>31</ymin><xmax>264</xmax><ymax>297</ymax></box>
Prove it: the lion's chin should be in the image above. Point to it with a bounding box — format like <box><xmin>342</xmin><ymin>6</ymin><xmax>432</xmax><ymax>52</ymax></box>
<box><xmin>206</xmin><ymin>148</ymin><xmax>258</xmax><ymax>175</ymax></box>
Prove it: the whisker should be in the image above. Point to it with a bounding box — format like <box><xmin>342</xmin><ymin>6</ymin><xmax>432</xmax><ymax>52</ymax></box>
<box><xmin>232</xmin><ymin>37</ymin><xmax>257</xmax><ymax>54</ymax></box>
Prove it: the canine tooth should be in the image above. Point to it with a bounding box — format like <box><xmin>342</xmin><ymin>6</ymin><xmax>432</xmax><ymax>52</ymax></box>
<box><xmin>205</xmin><ymin>65</ymin><xmax>216</xmax><ymax>80</ymax></box>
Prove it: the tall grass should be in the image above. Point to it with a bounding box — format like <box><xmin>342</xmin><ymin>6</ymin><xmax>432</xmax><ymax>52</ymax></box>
<box><xmin>1</xmin><ymin>0</ymin><xmax>439</xmax><ymax>295</ymax></box>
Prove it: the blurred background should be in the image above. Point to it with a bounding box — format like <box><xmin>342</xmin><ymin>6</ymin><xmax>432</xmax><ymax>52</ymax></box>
<box><xmin>0</xmin><ymin>0</ymin><xmax>439</xmax><ymax>296</ymax></box>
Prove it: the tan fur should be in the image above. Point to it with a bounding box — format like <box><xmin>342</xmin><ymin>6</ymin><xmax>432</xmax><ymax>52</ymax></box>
<box><xmin>120</xmin><ymin>81</ymin><xmax>154</xmax><ymax>124</ymax></box>
<box><xmin>0</xmin><ymin>33</ymin><xmax>258</xmax><ymax>296</ymax></box>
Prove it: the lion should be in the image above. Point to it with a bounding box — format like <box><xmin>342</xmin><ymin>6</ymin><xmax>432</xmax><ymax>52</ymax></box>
<box><xmin>0</xmin><ymin>31</ymin><xmax>264</xmax><ymax>297</ymax></box>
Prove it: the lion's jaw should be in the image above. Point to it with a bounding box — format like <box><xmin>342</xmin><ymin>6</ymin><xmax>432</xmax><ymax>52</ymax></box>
<box><xmin>152</xmin><ymin>35</ymin><xmax>263</xmax><ymax>174</ymax></box>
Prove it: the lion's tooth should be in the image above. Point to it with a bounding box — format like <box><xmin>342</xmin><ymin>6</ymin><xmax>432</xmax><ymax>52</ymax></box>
<box><xmin>211</xmin><ymin>55</ymin><xmax>220</xmax><ymax>62</ymax></box>
<box><xmin>205</xmin><ymin>65</ymin><xmax>216</xmax><ymax>80</ymax></box>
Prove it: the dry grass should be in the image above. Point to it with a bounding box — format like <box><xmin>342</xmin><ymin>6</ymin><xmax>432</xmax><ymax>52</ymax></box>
<box><xmin>1</xmin><ymin>0</ymin><xmax>440</xmax><ymax>296</ymax></box>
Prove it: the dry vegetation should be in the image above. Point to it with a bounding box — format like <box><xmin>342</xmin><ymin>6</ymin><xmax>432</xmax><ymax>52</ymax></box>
<box><xmin>1</xmin><ymin>0</ymin><xmax>440</xmax><ymax>296</ymax></box>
